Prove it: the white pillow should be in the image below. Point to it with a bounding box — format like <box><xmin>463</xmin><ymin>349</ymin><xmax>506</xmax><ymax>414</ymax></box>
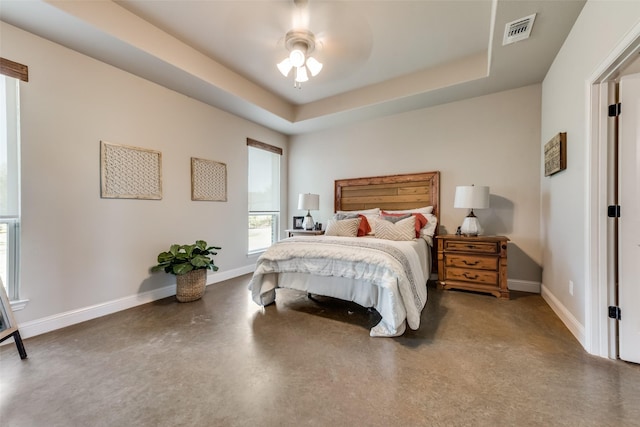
<box><xmin>324</xmin><ymin>218</ymin><xmax>360</xmax><ymax>237</ymax></box>
<box><xmin>375</xmin><ymin>216</ymin><xmax>416</xmax><ymax>241</ymax></box>
<box><xmin>382</xmin><ymin>206</ymin><xmax>433</xmax><ymax>215</ymax></box>
<box><xmin>421</xmin><ymin>213</ymin><xmax>438</xmax><ymax>238</ymax></box>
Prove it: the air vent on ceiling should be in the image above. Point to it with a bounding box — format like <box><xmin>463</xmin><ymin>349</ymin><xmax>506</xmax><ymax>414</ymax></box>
<box><xmin>503</xmin><ymin>13</ymin><xmax>537</xmax><ymax>46</ymax></box>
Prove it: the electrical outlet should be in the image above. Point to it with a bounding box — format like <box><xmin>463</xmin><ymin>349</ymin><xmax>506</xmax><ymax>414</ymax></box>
<box><xmin>569</xmin><ymin>280</ymin><xmax>574</xmax><ymax>296</ymax></box>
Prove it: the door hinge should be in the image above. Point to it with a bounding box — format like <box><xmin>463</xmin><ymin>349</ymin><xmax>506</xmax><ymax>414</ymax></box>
<box><xmin>608</xmin><ymin>306</ymin><xmax>621</xmax><ymax>320</ymax></box>
<box><xmin>608</xmin><ymin>103</ymin><xmax>621</xmax><ymax>117</ymax></box>
<box><xmin>607</xmin><ymin>205</ymin><xmax>620</xmax><ymax>218</ymax></box>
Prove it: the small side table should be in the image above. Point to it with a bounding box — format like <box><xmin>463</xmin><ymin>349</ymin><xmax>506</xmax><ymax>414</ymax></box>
<box><xmin>286</xmin><ymin>229</ymin><xmax>324</xmax><ymax>237</ymax></box>
<box><xmin>436</xmin><ymin>234</ymin><xmax>509</xmax><ymax>299</ymax></box>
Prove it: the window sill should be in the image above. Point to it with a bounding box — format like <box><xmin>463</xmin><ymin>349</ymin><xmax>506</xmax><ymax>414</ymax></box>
<box><xmin>10</xmin><ymin>299</ymin><xmax>28</xmax><ymax>311</ymax></box>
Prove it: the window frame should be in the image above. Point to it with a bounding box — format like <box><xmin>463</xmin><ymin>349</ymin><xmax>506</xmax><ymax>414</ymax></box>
<box><xmin>247</xmin><ymin>138</ymin><xmax>282</xmax><ymax>254</ymax></box>
<box><xmin>0</xmin><ymin>219</ymin><xmax>20</xmax><ymax>301</ymax></box>
<box><xmin>1</xmin><ymin>58</ymin><xmax>26</xmax><ymax>302</ymax></box>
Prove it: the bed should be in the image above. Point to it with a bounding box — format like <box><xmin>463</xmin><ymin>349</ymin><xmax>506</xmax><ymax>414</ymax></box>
<box><xmin>248</xmin><ymin>171</ymin><xmax>440</xmax><ymax>337</ymax></box>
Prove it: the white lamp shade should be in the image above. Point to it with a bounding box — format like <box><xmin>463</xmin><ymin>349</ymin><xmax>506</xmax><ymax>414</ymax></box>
<box><xmin>305</xmin><ymin>56</ymin><xmax>323</xmax><ymax>76</ymax></box>
<box><xmin>295</xmin><ymin>66</ymin><xmax>309</xmax><ymax>83</ymax></box>
<box><xmin>277</xmin><ymin>58</ymin><xmax>293</xmax><ymax>76</ymax></box>
<box><xmin>298</xmin><ymin>193</ymin><xmax>319</xmax><ymax>211</ymax></box>
<box><xmin>454</xmin><ymin>186</ymin><xmax>490</xmax><ymax>209</ymax></box>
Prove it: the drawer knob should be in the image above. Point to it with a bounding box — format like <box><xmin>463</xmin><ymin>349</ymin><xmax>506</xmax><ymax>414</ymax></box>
<box><xmin>466</xmin><ymin>245</ymin><xmax>476</xmax><ymax>249</ymax></box>
<box><xmin>463</xmin><ymin>273</ymin><xmax>479</xmax><ymax>280</ymax></box>
<box><xmin>463</xmin><ymin>260</ymin><xmax>479</xmax><ymax>266</ymax></box>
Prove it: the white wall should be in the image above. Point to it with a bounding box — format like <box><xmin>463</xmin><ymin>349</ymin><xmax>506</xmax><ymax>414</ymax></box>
<box><xmin>1</xmin><ymin>22</ymin><xmax>287</xmax><ymax>328</ymax></box>
<box><xmin>540</xmin><ymin>0</ymin><xmax>640</xmax><ymax>346</ymax></box>
<box><xmin>289</xmin><ymin>84</ymin><xmax>542</xmax><ymax>284</ymax></box>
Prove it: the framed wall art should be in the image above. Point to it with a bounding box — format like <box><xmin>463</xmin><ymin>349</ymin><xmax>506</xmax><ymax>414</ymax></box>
<box><xmin>100</xmin><ymin>141</ymin><xmax>162</xmax><ymax>199</ymax></box>
<box><xmin>544</xmin><ymin>132</ymin><xmax>567</xmax><ymax>177</ymax></box>
<box><xmin>191</xmin><ymin>157</ymin><xmax>227</xmax><ymax>201</ymax></box>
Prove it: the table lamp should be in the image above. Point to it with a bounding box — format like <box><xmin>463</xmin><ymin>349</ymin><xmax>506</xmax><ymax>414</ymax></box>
<box><xmin>298</xmin><ymin>193</ymin><xmax>319</xmax><ymax>230</ymax></box>
<box><xmin>454</xmin><ymin>185</ymin><xmax>490</xmax><ymax>236</ymax></box>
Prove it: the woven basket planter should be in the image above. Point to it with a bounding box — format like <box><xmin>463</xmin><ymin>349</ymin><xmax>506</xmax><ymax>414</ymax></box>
<box><xmin>176</xmin><ymin>269</ymin><xmax>207</xmax><ymax>302</ymax></box>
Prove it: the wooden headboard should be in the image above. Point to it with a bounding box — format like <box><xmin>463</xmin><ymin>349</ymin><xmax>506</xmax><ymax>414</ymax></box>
<box><xmin>335</xmin><ymin>171</ymin><xmax>440</xmax><ymax>219</ymax></box>
<box><xmin>335</xmin><ymin>171</ymin><xmax>440</xmax><ymax>274</ymax></box>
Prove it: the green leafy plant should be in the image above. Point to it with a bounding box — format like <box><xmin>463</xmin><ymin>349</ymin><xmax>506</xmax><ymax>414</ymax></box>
<box><xmin>152</xmin><ymin>240</ymin><xmax>221</xmax><ymax>276</ymax></box>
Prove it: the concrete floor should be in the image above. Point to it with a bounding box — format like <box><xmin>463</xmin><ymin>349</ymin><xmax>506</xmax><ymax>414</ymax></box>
<box><xmin>1</xmin><ymin>274</ymin><xmax>639</xmax><ymax>427</ymax></box>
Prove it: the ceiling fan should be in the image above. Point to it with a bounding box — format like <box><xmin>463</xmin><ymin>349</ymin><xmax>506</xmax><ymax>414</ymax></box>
<box><xmin>276</xmin><ymin>0</ymin><xmax>323</xmax><ymax>89</ymax></box>
<box><xmin>277</xmin><ymin>28</ymin><xmax>323</xmax><ymax>89</ymax></box>
<box><xmin>277</xmin><ymin>0</ymin><xmax>371</xmax><ymax>89</ymax></box>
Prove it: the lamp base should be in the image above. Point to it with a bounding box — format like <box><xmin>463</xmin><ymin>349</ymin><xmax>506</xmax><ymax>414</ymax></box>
<box><xmin>302</xmin><ymin>213</ymin><xmax>315</xmax><ymax>230</ymax></box>
<box><xmin>460</xmin><ymin>214</ymin><xmax>482</xmax><ymax>236</ymax></box>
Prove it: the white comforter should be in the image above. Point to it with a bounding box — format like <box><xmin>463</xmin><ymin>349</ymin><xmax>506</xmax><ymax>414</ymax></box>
<box><xmin>248</xmin><ymin>236</ymin><xmax>429</xmax><ymax>337</ymax></box>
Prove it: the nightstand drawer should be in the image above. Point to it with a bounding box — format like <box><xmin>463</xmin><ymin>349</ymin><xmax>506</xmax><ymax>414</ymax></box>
<box><xmin>444</xmin><ymin>240</ymin><xmax>498</xmax><ymax>254</ymax></box>
<box><xmin>445</xmin><ymin>254</ymin><xmax>498</xmax><ymax>270</ymax></box>
<box><xmin>445</xmin><ymin>267</ymin><xmax>498</xmax><ymax>285</ymax></box>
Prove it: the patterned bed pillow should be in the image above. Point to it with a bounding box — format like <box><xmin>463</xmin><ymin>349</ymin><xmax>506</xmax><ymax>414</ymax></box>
<box><xmin>324</xmin><ymin>218</ymin><xmax>361</xmax><ymax>237</ymax></box>
<box><xmin>337</xmin><ymin>208</ymin><xmax>380</xmax><ymax>235</ymax></box>
<box><xmin>381</xmin><ymin>211</ymin><xmax>428</xmax><ymax>238</ymax></box>
<box><xmin>334</xmin><ymin>213</ymin><xmax>371</xmax><ymax>236</ymax></box>
<box><xmin>375</xmin><ymin>216</ymin><xmax>416</xmax><ymax>241</ymax></box>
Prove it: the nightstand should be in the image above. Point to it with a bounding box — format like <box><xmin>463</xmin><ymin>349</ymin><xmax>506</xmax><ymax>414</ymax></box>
<box><xmin>286</xmin><ymin>229</ymin><xmax>324</xmax><ymax>237</ymax></box>
<box><xmin>436</xmin><ymin>234</ymin><xmax>509</xmax><ymax>299</ymax></box>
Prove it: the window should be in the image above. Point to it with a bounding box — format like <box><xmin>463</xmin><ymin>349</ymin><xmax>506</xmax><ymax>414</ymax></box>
<box><xmin>248</xmin><ymin>138</ymin><xmax>282</xmax><ymax>253</ymax></box>
<box><xmin>1</xmin><ymin>58</ymin><xmax>26</xmax><ymax>301</ymax></box>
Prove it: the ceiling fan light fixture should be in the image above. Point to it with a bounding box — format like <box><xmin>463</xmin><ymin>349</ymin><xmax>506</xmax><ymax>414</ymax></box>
<box><xmin>278</xmin><ymin>28</ymin><xmax>321</xmax><ymax>88</ymax></box>
<box><xmin>305</xmin><ymin>56</ymin><xmax>323</xmax><ymax>76</ymax></box>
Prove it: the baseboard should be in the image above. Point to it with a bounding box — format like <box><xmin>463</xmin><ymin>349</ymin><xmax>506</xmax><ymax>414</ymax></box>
<box><xmin>207</xmin><ymin>264</ymin><xmax>255</xmax><ymax>284</ymax></box>
<box><xmin>541</xmin><ymin>284</ymin><xmax>586</xmax><ymax>348</ymax></box>
<box><xmin>13</xmin><ymin>264</ymin><xmax>256</xmax><ymax>341</ymax></box>
<box><xmin>508</xmin><ymin>279</ymin><xmax>541</xmax><ymax>293</ymax></box>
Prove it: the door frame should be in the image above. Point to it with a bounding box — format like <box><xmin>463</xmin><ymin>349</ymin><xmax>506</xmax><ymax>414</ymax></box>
<box><xmin>587</xmin><ymin>24</ymin><xmax>640</xmax><ymax>358</ymax></box>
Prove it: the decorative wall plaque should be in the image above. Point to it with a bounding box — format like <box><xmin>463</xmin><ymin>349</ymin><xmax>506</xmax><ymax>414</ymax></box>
<box><xmin>191</xmin><ymin>157</ymin><xmax>227</xmax><ymax>201</ymax></box>
<box><xmin>100</xmin><ymin>141</ymin><xmax>162</xmax><ymax>199</ymax></box>
<box><xmin>544</xmin><ymin>132</ymin><xmax>567</xmax><ymax>177</ymax></box>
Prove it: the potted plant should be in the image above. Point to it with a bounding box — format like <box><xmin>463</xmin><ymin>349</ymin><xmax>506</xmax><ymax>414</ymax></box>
<box><xmin>152</xmin><ymin>240</ymin><xmax>221</xmax><ymax>302</ymax></box>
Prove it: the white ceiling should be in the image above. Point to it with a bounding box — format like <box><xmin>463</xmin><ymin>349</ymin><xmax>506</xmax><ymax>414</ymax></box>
<box><xmin>0</xmin><ymin>0</ymin><xmax>586</xmax><ymax>135</ymax></box>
